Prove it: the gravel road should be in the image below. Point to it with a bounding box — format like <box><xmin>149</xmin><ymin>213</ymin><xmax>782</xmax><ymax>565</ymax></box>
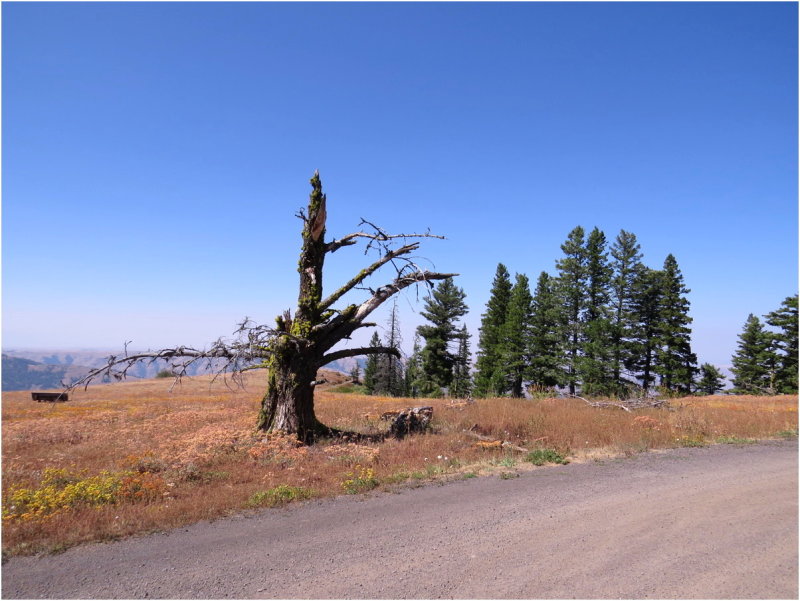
<box><xmin>3</xmin><ymin>440</ymin><xmax>797</xmax><ymax>599</ymax></box>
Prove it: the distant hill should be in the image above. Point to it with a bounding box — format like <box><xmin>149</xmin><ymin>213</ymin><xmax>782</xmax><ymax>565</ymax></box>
<box><xmin>2</xmin><ymin>349</ymin><xmax>359</xmax><ymax>391</ymax></box>
<box><xmin>2</xmin><ymin>349</ymin><xmax>224</xmax><ymax>385</ymax></box>
<box><xmin>321</xmin><ymin>356</ymin><xmax>365</xmax><ymax>377</ymax></box>
<box><xmin>1</xmin><ymin>355</ymin><xmax>93</xmax><ymax>391</ymax></box>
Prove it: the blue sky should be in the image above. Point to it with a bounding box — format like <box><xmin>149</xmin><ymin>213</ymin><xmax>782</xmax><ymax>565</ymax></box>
<box><xmin>3</xmin><ymin>2</ymin><xmax>797</xmax><ymax>368</ymax></box>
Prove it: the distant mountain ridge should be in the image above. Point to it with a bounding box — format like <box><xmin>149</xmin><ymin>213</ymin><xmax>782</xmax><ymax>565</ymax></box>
<box><xmin>2</xmin><ymin>349</ymin><xmax>358</xmax><ymax>391</ymax></box>
<box><xmin>1</xmin><ymin>355</ymin><xmax>94</xmax><ymax>391</ymax></box>
<box><xmin>1</xmin><ymin>350</ymin><xmax>221</xmax><ymax>392</ymax></box>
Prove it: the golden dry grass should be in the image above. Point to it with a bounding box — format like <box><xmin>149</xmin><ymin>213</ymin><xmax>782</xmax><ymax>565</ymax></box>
<box><xmin>2</xmin><ymin>371</ymin><xmax>796</xmax><ymax>557</ymax></box>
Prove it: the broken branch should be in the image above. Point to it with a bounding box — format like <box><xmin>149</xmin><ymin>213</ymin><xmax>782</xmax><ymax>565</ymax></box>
<box><xmin>319</xmin><ymin>243</ymin><xmax>419</xmax><ymax>311</ymax></box>
<box><xmin>463</xmin><ymin>429</ymin><xmax>531</xmax><ymax>453</ymax></box>
<box><xmin>318</xmin><ymin>345</ymin><xmax>400</xmax><ymax>369</ymax></box>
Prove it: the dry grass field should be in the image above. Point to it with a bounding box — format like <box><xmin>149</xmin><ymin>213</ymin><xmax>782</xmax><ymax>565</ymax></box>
<box><xmin>2</xmin><ymin>371</ymin><xmax>797</xmax><ymax>557</ymax></box>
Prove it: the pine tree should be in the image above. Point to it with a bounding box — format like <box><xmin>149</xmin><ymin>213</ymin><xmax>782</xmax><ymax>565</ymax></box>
<box><xmin>362</xmin><ymin>331</ymin><xmax>382</xmax><ymax>394</ymax></box>
<box><xmin>372</xmin><ymin>356</ymin><xmax>390</xmax><ymax>395</ymax></box>
<box><xmin>731</xmin><ymin>314</ymin><xmax>775</xmax><ymax>394</ymax></box>
<box><xmin>529</xmin><ymin>271</ymin><xmax>563</xmax><ymax>391</ymax></box>
<box><xmin>580</xmin><ymin>227</ymin><xmax>614</xmax><ymax>396</ymax></box>
<box><xmin>349</xmin><ymin>364</ymin><xmax>360</xmax><ymax>385</ymax></box>
<box><xmin>473</xmin><ymin>264</ymin><xmax>513</xmax><ymax>397</ymax></box>
<box><xmin>451</xmin><ymin>325</ymin><xmax>473</xmax><ymax>398</ymax></box>
<box><xmin>655</xmin><ymin>254</ymin><xmax>696</xmax><ymax>393</ymax></box>
<box><xmin>417</xmin><ymin>277</ymin><xmax>469</xmax><ymax>394</ymax></box>
<box><xmin>697</xmin><ymin>363</ymin><xmax>726</xmax><ymax>395</ymax></box>
<box><xmin>609</xmin><ymin>230</ymin><xmax>643</xmax><ymax>396</ymax></box>
<box><xmin>500</xmin><ymin>273</ymin><xmax>534</xmax><ymax>398</ymax></box>
<box><xmin>627</xmin><ymin>266</ymin><xmax>663</xmax><ymax>393</ymax></box>
<box><xmin>765</xmin><ymin>294</ymin><xmax>799</xmax><ymax>393</ymax></box>
<box><xmin>555</xmin><ymin>226</ymin><xmax>587</xmax><ymax>395</ymax></box>
<box><xmin>404</xmin><ymin>333</ymin><xmax>424</xmax><ymax>397</ymax></box>
<box><xmin>375</xmin><ymin>301</ymin><xmax>405</xmax><ymax>396</ymax></box>
<box><xmin>734</xmin><ymin>314</ymin><xmax>782</xmax><ymax>394</ymax></box>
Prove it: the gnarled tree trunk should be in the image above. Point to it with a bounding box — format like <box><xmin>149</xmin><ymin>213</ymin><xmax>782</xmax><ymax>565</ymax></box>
<box><xmin>256</xmin><ymin>346</ymin><xmax>325</xmax><ymax>443</ymax></box>
<box><xmin>69</xmin><ymin>172</ymin><xmax>456</xmax><ymax>445</ymax></box>
<box><xmin>253</xmin><ymin>172</ymin><xmax>455</xmax><ymax>442</ymax></box>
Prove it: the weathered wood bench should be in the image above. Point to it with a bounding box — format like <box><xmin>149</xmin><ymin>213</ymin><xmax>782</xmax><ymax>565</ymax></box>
<box><xmin>31</xmin><ymin>392</ymin><xmax>69</xmax><ymax>402</ymax></box>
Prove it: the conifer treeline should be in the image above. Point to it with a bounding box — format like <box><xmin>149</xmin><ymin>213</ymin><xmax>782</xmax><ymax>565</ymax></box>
<box><xmin>729</xmin><ymin>295</ymin><xmax>798</xmax><ymax>394</ymax></box>
<box><xmin>356</xmin><ymin>229</ymin><xmax>797</xmax><ymax>400</ymax></box>
<box><xmin>474</xmin><ymin>226</ymin><xmax>696</xmax><ymax>399</ymax></box>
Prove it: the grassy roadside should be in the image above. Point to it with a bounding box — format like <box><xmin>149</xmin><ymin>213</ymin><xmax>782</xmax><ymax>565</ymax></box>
<box><xmin>3</xmin><ymin>371</ymin><xmax>796</xmax><ymax>557</ymax></box>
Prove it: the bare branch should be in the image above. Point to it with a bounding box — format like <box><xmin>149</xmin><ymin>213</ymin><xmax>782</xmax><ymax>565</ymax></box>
<box><xmin>325</xmin><ymin>220</ymin><xmax>445</xmax><ymax>255</ymax></box>
<box><xmin>352</xmin><ymin>270</ymin><xmax>457</xmax><ymax>324</ymax></box>
<box><xmin>66</xmin><ymin>319</ymin><xmax>286</xmax><ymax>392</ymax></box>
<box><xmin>311</xmin><ymin>270</ymin><xmax>456</xmax><ymax>353</ymax></box>
<box><xmin>319</xmin><ymin>243</ymin><xmax>419</xmax><ymax>311</ymax></box>
<box><xmin>463</xmin><ymin>429</ymin><xmax>532</xmax><ymax>453</ymax></box>
<box><xmin>568</xmin><ymin>394</ymin><xmax>667</xmax><ymax>411</ymax></box>
<box><xmin>319</xmin><ymin>345</ymin><xmax>400</xmax><ymax>368</ymax></box>
<box><xmin>67</xmin><ymin>345</ymin><xmax>232</xmax><ymax>391</ymax></box>
<box><xmin>570</xmin><ymin>394</ymin><xmax>632</xmax><ymax>412</ymax></box>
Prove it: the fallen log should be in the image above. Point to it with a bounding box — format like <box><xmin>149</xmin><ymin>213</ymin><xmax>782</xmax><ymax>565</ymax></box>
<box><xmin>445</xmin><ymin>395</ymin><xmax>476</xmax><ymax>410</ymax></box>
<box><xmin>569</xmin><ymin>394</ymin><xmax>668</xmax><ymax>412</ymax></box>
<box><xmin>463</xmin><ymin>428</ymin><xmax>532</xmax><ymax>453</ymax></box>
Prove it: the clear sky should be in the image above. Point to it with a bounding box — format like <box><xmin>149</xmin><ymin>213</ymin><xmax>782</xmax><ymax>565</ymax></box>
<box><xmin>3</xmin><ymin>2</ymin><xmax>797</xmax><ymax>368</ymax></box>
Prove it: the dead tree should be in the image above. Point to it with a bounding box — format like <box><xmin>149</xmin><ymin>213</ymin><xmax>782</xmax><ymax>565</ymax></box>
<box><xmin>69</xmin><ymin>172</ymin><xmax>455</xmax><ymax>443</ymax></box>
<box><xmin>568</xmin><ymin>394</ymin><xmax>668</xmax><ymax>412</ymax></box>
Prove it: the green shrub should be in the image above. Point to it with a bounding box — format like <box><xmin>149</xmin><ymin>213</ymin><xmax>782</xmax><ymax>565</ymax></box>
<box><xmin>341</xmin><ymin>466</ymin><xmax>379</xmax><ymax>494</ymax></box>
<box><xmin>525</xmin><ymin>449</ymin><xmax>569</xmax><ymax>466</ymax></box>
<box><xmin>676</xmin><ymin>435</ymin><xmax>707</xmax><ymax>448</ymax></box>
<box><xmin>493</xmin><ymin>456</ymin><xmax>517</xmax><ymax>468</ymax></box>
<box><xmin>247</xmin><ymin>485</ymin><xmax>313</xmax><ymax>508</ymax></box>
<box><xmin>382</xmin><ymin>471</ymin><xmax>411</xmax><ymax>484</ymax></box>
<box><xmin>716</xmin><ymin>436</ymin><xmax>756</xmax><ymax>445</ymax></box>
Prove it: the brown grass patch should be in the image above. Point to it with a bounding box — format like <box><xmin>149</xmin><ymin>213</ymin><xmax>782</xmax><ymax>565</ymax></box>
<box><xmin>3</xmin><ymin>372</ymin><xmax>796</xmax><ymax>557</ymax></box>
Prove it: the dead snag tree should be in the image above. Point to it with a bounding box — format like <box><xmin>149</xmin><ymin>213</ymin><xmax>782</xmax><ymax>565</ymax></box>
<box><xmin>69</xmin><ymin>172</ymin><xmax>455</xmax><ymax>443</ymax></box>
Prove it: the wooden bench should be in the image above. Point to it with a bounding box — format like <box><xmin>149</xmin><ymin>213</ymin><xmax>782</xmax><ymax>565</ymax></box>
<box><xmin>31</xmin><ymin>392</ymin><xmax>69</xmax><ymax>402</ymax></box>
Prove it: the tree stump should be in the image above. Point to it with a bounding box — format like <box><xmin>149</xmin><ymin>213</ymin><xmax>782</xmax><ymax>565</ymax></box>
<box><xmin>388</xmin><ymin>406</ymin><xmax>433</xmax><ymax>439</ymax></box>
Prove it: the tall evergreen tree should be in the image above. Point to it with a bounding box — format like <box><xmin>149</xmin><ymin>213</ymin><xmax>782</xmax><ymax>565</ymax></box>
<box><xmin>404</xmin><ymin>333</ymin><xmax>424</xmax><ymax>397</ymax></box>
<box><xmin>349</xmin><ymin>364</ymin><xmax>361</xmax><ymax>385</ymax></box>
<box><xmin>554</xmin><ymin>226</ymin><xmax>587</xmax><ymax>395</ymax></box>
<box><xmin>417</xmin><ymin>277</ymin><xmax>468</xmax><ymax>394</ymax></box>
<box><xmin>697</xmin><ymin>363</ymin><xmax>726</xmax><ymax>395</ymax></box>
<box><xmin>765</xmin><ymin>294</ymin><xmax>799</xmax><ymax>393</ymax></box>
<box><xmin>451</xmin><ymin>324</ymin><xmax>473</xmax><ymax>398</ymax></box>
<box><xmin>609</xmin><ymin>230</ymin><xmax>643</xmax><ymax>395</ymax></box>
<box><xmin>374</xmin><ymin>301</ymin><xmax>404</xmax><ymax>396</ymax></box>
<box><xmin>500</xmin><ymin>273</ymin><xmax>534</xmax><ymax>398</ymax></box>
<box><xmin>529</xmin><ymin>271</ymin><xmax>564</xmax><ymax>390</ymax></box>
<box><xmin>474</xmin><ymin>264</ymin><xmax>513</xmax><ymax>397</ymax></box>
<box><xmin>580</xmin><ymin>227</ymin><xmax>614</xmax><ymax>395</ymax></box>
<box><xmin>731</xmin><ymin>314</ymin><xmax>774</xmax><ymax>394</ymax></box>
<box><xmin>655</xmin><ymin>254</ymin><xmax>696</xmax><ymax>393</ymax></box>
<box><xmin>362</xmin><ymin>331</ymin><xmax>382</xmax><ymax>394</ymax></box>
<box><xmin>627</xmin><ymin>266</ymin><xmax>663</xmax><ymax>393</ymax></box>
